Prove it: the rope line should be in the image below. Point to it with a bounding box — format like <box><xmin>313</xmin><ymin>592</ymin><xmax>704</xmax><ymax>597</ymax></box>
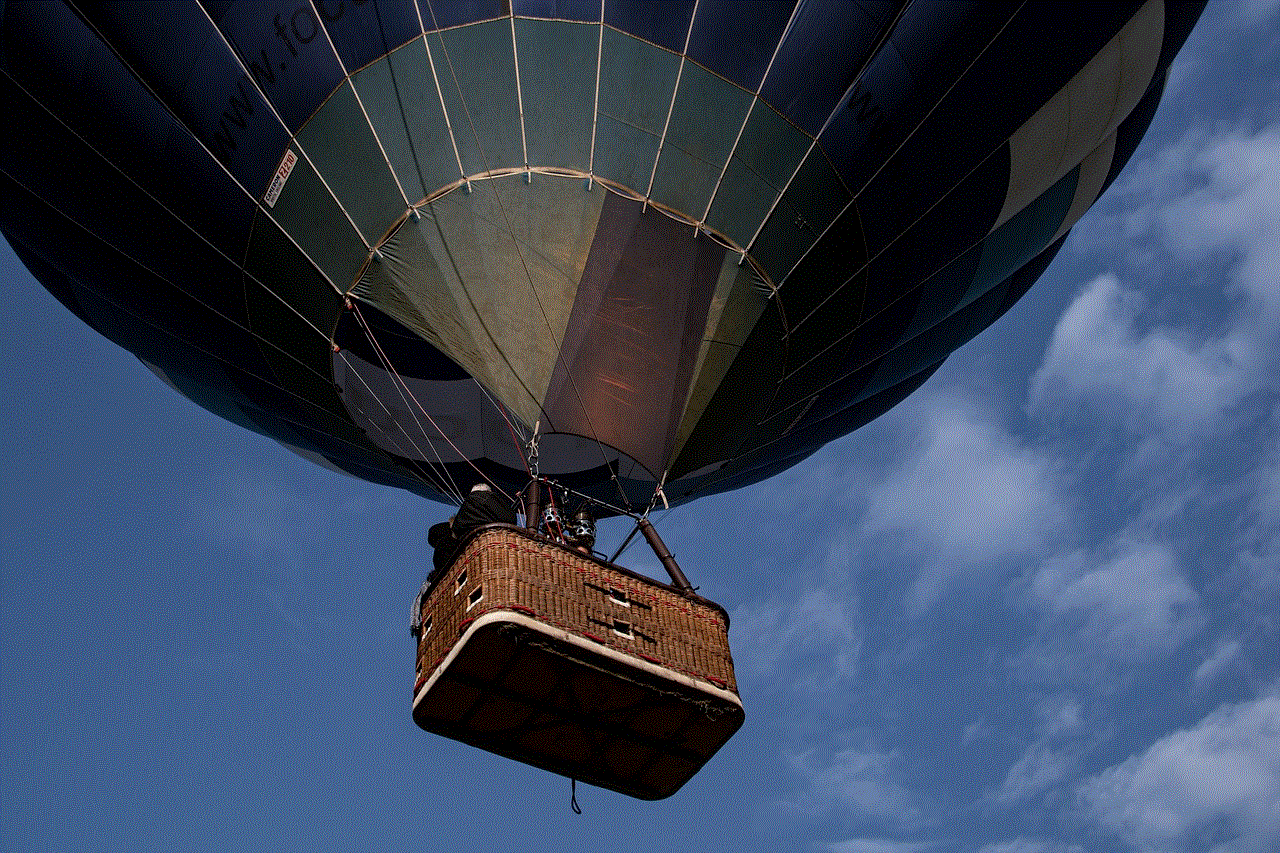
<box><xmin>337</xmin><ymin>374</ymin><xmax>465</xmax><ymax>501</ymax></box>
<box><xmin>642</xmin><ymin>0</ymin><xmax>700</xmax><ymax>208</ymax></box>
<box><xmin>192</xmin><ymin>2</ymin><xmax>377</xmax><ymax>251</ymax></box>
<box><xmin>699</xmin><ymin>0</ymin><xmax>806</xmax><ymax>227</ymax></box>
<box><xmin>338</xmin><ymin>324</ymin><xmax>466</xmax><ymax>504</ymax></box>
<box><xmin>348</xmin><ymin>300</ymin><xmax>515</xmax><ymax>503</ymax></box>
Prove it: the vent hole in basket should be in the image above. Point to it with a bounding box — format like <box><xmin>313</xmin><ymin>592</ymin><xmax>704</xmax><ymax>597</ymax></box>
<box><xmin>454</xmin><ymin>570</ymin><xmax>468</xmax><ymax>593</ymax></box>
<box><xmin>608</xmin><ymin>586</ymin><xmax>630</xmax><ymax>607</ymax></box>
<box><xmin>422</xmin><ymin>616</ymin><xmax>432</xmax><ymax>635</ymax></box>
<box><xmin>467</xmin><ymin>586</ymin><xmax>483</xmax><ymax>610</ymax></box>
<box><xmin>612</xmin><ymin>619</ymin><xmax>632</xmax><ymax>639</ymax></box>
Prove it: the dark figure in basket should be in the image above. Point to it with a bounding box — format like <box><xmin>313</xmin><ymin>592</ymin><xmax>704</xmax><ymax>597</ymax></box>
<box><xmin>428</xmin><ymin>482</ymin><xmax>515</xmax><ymax>579</ymax></box>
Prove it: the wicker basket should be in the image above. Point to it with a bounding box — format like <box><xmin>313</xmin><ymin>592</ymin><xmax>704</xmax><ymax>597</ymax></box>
<box><xmin>412</xmin><ymin>524</ymin><xmax>743</xmax><ymax>800</ymax></box>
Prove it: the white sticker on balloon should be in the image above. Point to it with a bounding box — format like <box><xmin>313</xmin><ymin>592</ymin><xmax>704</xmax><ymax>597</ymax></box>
<box><xmin>264</xmin><ymin>149</ymin><xmax>297</xmax><ymax>208</ymax></box>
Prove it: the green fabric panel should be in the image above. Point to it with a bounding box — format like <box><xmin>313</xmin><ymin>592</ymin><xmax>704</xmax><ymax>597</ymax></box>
<box><xmin>749</xmin><ymin>150</ymin><xmax>850</xmax><ymax>286</ymax></box>
<box><xmin>704</xmin><ymin>156</ymin><xmax>775</xmax><ymax>248</ymax></box>
<box><xmin>628</xmin><ymin>57</ymin><xmax>756</xmax><ymax>218</ymax></box>
<box><xmin>265</xmin><ymin>145</ymin><xmax>367</xmax><ymax>290</ymax></box>
<box><xmin>516</xmin><ymin>18</ymin><xmax>595</xmax><ymax>170</ymax></box>
<box><xmin>734</xmin><ymin>101</ymin><xmax>811</xmax><ymax>191</ymax></box>
<box><xmin>350</xmin><ymin>174</ymin><xmax>607</xmax><ymax>428</ymax></box>
<box><xmin>663</xmin><ymin>61</ymin><xmax>752</xmax><ymax>176</ymax></box>
<box><xmin>672</xmin><ymin>257</ymin><xmax>772</xmax><ymax>461</ymax></box>
<box><xmin>598</xmin><ymin>28</ymin><xmax>679</xmax><ymax>136</ymax></box>
<box><xmin>594</xmin><ymin>27</ymin><xmax>678</xmax><ymax>191</ymax></box>
<box><xmin>648</xmin><ymin>144</ymin><xmax>719</xmax><ymax>221</ymax></box>
<box><xmin>295</xmin><ymin>84</ymin><xmax>406</xmax><ymax>244</ymax></box>
<box><xmin>242</xmin><ymin>220</ymin><xmax>348</xmax><ymax>422</ymax></box>
<box><xmin>592</xmin><ymin>112</ymin><xmax>659</xmax><ymax>193</ymax></box>
<box><xmin>970</xmin><ymin>166</ymin><xmax>1079</xmax><ymax>308</ymax></box>
<box><xmin>433</xmin><ymin>20</ymin><xmax>523</xmax><ymax>174</ymax></box>
<box><xmin>245</xmin><ymin>204</ymin><xmax>350</xmax><ymax>334</ymax></box>
<box><xmin>351</xmin><ymin>38</ymin><xmax>463</xmax><ymax>202</ymax></box>
<box><xmin>704</xmin><ymin>101</ymin><xmax>811</xmax><ymax>246</ymax></box>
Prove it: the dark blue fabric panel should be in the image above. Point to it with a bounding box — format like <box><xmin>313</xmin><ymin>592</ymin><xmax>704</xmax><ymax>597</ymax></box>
<box><xmin>201</xmin><ymin>0</ymin><xmax>345</xmax><ymax>133</ymax></box>
<box><xmin>1</xmin><ymin>12</ymin><xmax>256</xmax><ymax>258</ymax></box>
<box><xmin>0</xmin><ymin>80</ymin><xmax>251</xmax><ymax>323</ymax></box>
<box><xmin>604</xmin><ymin>0</ymin><xmax>694</xmax><ymax>53</ymax></box>
<box><xmin>776</xmin><ymin>230</ymin><xmax>1063</xmax><ymax>433</ymax></box>
<box><xmin>820</xmin><ymin>2</ymin><xmax>1008</xmax><ymax>195</ymax></box>
<box><xmin>0</xmin><ymin>174</ymin><xmax>270</xmax><ymax>386</ymax></box>
<box><xmin>855</xmin><ymin>136</ymin><xmax>1009</xmax><ymax>292</ymax></box>
<box><xmin>760</xmin><ymin>0</ymin><xmax>891</xmax><ymax>137</ymax></box>
<box><xmin>318</xmin><ymin>0</ymin><xmax>423</xmax><ymax>72</ymax></box>
<box><xmin>848</xmin><ymin>3</ymin><xmax>1142</xmax><ymax>242</ymax></box>
<box><xmin>773</xmin><ymin>202</ymin><xmax>866</xmax><ymax>327</ymax></box>
<box><xmin>686</xmin><ymin>0</ymin><xmax>796</xmax><ymax>91</ymax></box>
<box><xmin>73</xmin><ymin>1</ymin><xmax>288</xmax><ymax>199</ymax></box>
<box><xmin>420</xmin><ymin>0</ymin><xmax>510</xmax><ymax>30</ymax></box>
<box><xmin>772</xmin><ymin>282</ymin><xmax>921</xmax><ymax>415</ymax></box>
<box><xmin>513</xmin><ymin>0</ymin><xmax>600</xmax><ymax>22</ymax></box>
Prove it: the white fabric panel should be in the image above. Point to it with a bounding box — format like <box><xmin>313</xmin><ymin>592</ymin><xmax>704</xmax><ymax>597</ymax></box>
<box><xmin>994</xmin><ymin>0</ymin><xmax>1164</xmax><ymax>232</ymax></box>
<box><xmin>1052</xmin><ymin>131</ymin><xmax>1118</xmax><ymax>243</ymax></box>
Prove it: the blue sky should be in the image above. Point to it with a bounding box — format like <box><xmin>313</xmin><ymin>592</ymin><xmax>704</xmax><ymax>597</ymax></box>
<box><xmin>3</xmin><ymin>4</ymin><xmax>1278</xmax><ymax>852</ymax></box>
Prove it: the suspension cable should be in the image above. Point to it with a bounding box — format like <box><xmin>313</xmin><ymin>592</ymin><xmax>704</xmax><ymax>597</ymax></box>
<box><xmin>336</xmin><ymin>347</ymin><xmax>465</xmax><ymax>505</ymax></box>
<box><xmin>348</xmin><ymin>299</ymin><xmax>517</xmax><ymax>503</ymax></box>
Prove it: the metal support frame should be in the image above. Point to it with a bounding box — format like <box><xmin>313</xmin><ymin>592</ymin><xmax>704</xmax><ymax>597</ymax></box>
<box><xmin>524</xmin><ymin>480</ymin><xmax>542</xmax><ymax>532</ymax></box>
<box><xmin>637</xmin><ymin>517</ymin><xmax>693</xmax><ymax>595</ymax></box>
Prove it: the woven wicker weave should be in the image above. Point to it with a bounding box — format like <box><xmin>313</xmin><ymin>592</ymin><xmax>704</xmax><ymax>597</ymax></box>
<box><xmin>412</xmin><ymin>524</ymin><xmax>743</xmax><ymax>799</ymax></box>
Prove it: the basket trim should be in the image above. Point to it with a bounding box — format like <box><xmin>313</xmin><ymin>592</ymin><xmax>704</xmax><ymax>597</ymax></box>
<box><xmin>413</xmin><ymin>608</ymin><xmax>745</xmax><ymax>711</ymax></box>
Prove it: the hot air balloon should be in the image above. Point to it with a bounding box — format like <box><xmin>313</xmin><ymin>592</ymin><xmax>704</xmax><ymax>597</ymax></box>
<box><xmin>0</xmin><ymin>0</ymin><xmax>1204</xmax><ymax>799</ymax></box>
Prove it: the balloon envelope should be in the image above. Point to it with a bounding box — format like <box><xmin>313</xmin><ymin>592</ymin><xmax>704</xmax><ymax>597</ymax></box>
<box><xmin>0</xmin><ymin>1</ymin><xmax>1203</xmax><ymax>510</ymax></box>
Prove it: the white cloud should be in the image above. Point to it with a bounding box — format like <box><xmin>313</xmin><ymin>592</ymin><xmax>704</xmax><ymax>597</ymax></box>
<box><xmin>1030</xmin><ymin>273</ymin><xmax>1246</xmax><ymax>443</ymax></box>
<box><xmin>1030</xmin><ymin>541</ymin><xmax>1202</xmax><ymax>659</ymax></box>
<box><xmin>825</xmin><ymin>840</ymin><xmax>934</xmax><ymax>853</ymax></box>
<box><xmin>1082</xmin><ymin>693</ymin><xmax>1280</xmax><ymax>853</ymax></box>
<box><xmin>1034</xmin><ymin>126</ymin><xmax>1280</xmax><ymax>448</ymax></box>
<box><xmin>1036</xmin><ymin>695</ymin><xmax>1084</xmax><ymax>739</ymax></box>
<box><xmin>1194</xmin><ymin>640</ymin><xmax>1243</xmax><ymax>689</ymax></box>
<box><xmin>860</xmin><ymin>397</ymin><xmax>1068</xmax><ymax>610</ymax></box>
<box><xmin>788</xmin><ymin>747</ymin><xmax>922</xmax><ymax>827</ymax></box>
<box><xmin>993</xmin><ymin>696</ymin><xmax>1085</xmax><ymax>803</ymax></box>
<box><xmin>995</xmin><ymin>743</ymin><xmax>1076</xmax><ymax>804</ymax></box>
<box><xmin>732</xmin><ymin>584</ymin><xmax>861</xmax><ymax>692</ymax></box>
<box><xmin>977</xmin><ymin>840</ymin><xmax>1086</xmax><ymax>853</ymax></box>
<box><xmin>1160</xmin><ymin>127</ymin><xmax>1280</xmax><ymax>321</ymax></box>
